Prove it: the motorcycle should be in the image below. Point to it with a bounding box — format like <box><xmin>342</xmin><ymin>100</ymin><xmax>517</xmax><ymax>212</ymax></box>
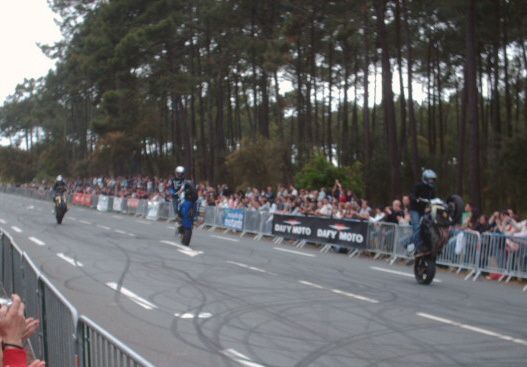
<box><xmin>54</xmin><ymin>194</ymin><xmax>68</xmax><ymax>224</ymax></box>
<box><xmin>414</xmin><ymin>195</ymin><xmax>464</xmax><ymax>285</ymax></box>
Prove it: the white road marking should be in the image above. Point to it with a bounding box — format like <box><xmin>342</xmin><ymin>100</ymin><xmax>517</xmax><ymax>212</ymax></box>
<box><xmin>274</xmin><ymin>247</ymin><xmax>315</xmax><ymax>257</ymax></box>
<box><xmin>28</xmin><ymin>237</ymin><xmax>45</xmax><ymax>246</ymax></box>
<box><xmin>174</xmin><ymin>312</ymin><xmax>213</xmax><ymax>319</ymax></box>
<box><xmin>227</xmin><ymin>261</ymin><xmax>268</xmax><ymax>274</ymax></box>
<box><xmin>135</xmin><ymin>220</ymin><xmax>151</xmax><ymax>225</ymax></box>
<box><xmin>79</xmin><ymin>220</ymin><xmax>91</xmax><ymax>225</ymax></box>
<box><xmin>0</xmin><ymin>219</ymin><xmax>6</xmax><ymax>224</ymax></box>
<box><xmin>126</xmin><ymin>233</ymin><xmax>136</xmax><ymax>237</ymax></box>
<box><xmin>330</xmin><ymin>289</ymin><xmax>379</xmax><ymax>304</ymax></box>
<box><xmin>69</xmin><ymin>217</ymin><xmax>77</xmax><ymax>221</ymax></box>
<box><xmin>69</xmin><ymin>216</ymin><xmax>77</xmax><ymax>220</ymax></box>
<box><xmin>114</xmin><ymin>229</ymin><xmax>126</xmax><ymax>234</ymax></box>
<box><xmin>417</xmin><ymin>312</ymin><xmax>527</xmax><ymax>347</ymax></box>
<box><xmin>370</xmin><ymin>266</ymin><xmax>443</xmax><ymax>283</ymax></box>
<box><xmin>167</xmin><ymin>226</ymin><xmax>176</xmax><ymax>230</ymax></box>
<box><xmin>299</xmin><ymin>280</ymin><xmax>379</xmax><ymax>303</ymax></box>
<box><xmin>57</xmin><ymin>253</ymin><xmax>83</xmax><ymax>267</ymax></box>
<box><xmin>298</xmin><ymin>280</ymin><xmax>324</xmax><ymax>289</ymax></box>
<box><xmin>221</xmin><ymin>349</ymin><xmax>266</xmax><ymax>367</ymax></box>
<box><xmin>27</xmin><ymin>205</ymin><xmax>34</xmax><ymax>210</ymax></box>
<box><xmin>11</xmin><ymin>226</ymin><xmax>22</xmax><ymax>233</ymax></box>
<box><xmin>160</xmin><ymin>240</ymin><xmax>203</xmax><ymax>257</ymax></box>
<box><xmin>97</xmin><ymin>225</ymin><xmax>111</xmax><ymax>230</ymax></box>
<box><xmin>106</xmin><ymin>282</ymin><xmax>157</xmax><ymax>310</ymax></box>
<box><xmin>211</xmin><ymin>235</ymin><xmax>240</xmax><ymax>242</ymax></box>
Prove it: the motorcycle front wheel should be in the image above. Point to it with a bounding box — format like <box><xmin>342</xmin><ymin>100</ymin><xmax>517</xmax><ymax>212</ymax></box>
<box><xmin>414</xmin><ymin>255</ymin><xmax>436</xmax><ymax>285</ymax></box>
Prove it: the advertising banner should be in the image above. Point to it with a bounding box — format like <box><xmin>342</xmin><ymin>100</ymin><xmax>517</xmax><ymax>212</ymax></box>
<box><xmin>272</xmin><ymin>214</ymin><xmax>368</xmax><ymax>249</ymax></box>
<box><xmin>97</xmin><ymin>195</ymin><xmax>110</xmax><ymax>212</ymax></box>
<box><xmin>223</xmin><ymin>208</ymin><xmax>245</xmax><ymax>231</ymax></box>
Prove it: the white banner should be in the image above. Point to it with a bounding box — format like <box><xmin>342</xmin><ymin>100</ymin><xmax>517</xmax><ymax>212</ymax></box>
<box><xmin>97</xmin><ymin>195</ymin><xmax>110</xmax><ymax>212</ymax></box>
<box><xmin>113</xmin><ymin>197</ymin><xmax>123</xmax><ymax>212</ymax></box>
<box><xmin>146</xmin><ymin>200</ymin><xmax>160</xmax><ymax>221</ymax></box>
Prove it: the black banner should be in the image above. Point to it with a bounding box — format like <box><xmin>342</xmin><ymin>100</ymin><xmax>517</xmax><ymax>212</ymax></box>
<box><xmin>272</xmin><ymin>214</ymin><xmax>369</xmax><ymax>249</ymax></box>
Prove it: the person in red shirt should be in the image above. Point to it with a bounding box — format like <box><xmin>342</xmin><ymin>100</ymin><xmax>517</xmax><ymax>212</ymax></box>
<box><xmin>0</xmin><ymin>295</ymin><xmax>45</xmax><ymax>367</ymax></box>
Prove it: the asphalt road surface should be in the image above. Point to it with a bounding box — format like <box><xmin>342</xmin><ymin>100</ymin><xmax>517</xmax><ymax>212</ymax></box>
<box><xmin>0</xmin><ymin>192</ymin><xmax>526</xmax><ymax>367</ymax></box>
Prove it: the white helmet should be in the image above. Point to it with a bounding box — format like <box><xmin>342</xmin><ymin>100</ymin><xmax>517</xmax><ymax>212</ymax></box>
<box><xmin>56</xmin><ymin>175</ymin><xmax>63</xmax><ymax>181</ymax></box>
<box><xmin>175</xmin><ymin>166</ymin><xmax>185</xmax><ymax>176</ymax></box>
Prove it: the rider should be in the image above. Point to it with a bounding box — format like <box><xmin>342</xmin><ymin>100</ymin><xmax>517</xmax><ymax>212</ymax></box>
<box><xmin>52</xmin><ymin>175</ymin><xmax>67</xmax><ymax>199</ymax></box>
<box><xmin>52</xmin><ymin>175</ymin><xmax>68</xmax><ymax>211</ymax></box>
<box><xmin>178</xmin><ymin>182</ymin><xmax>198</xmax><ymax>246</ymax></box>
<box><xmin>408</xmin><ymin>169</ymin><xmax>437</xmax><ymax>254</ymax></box>
<box><xmin>168</xmin><ymin>166</ymin><xmax>186</xmax><ymax>217</ymax></box>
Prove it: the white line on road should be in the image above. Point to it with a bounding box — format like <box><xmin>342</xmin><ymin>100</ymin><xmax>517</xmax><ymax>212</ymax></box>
<box><xmin>299</xmin><ymin>280</ymin><xmax>379</xmax><ymax>303</ymax></box>
<box><xmin>126</xmin><ymin>232</ymin><xmax>136</xmax><ymax>237</ymax></box>
<box><xmin>221</xmin><ymin>349</ymin><xmax>266</xmax><ymax>367</ymax></box>
<box><xmin>79</xmin><ymin>220</ymin><xmax>91</xmax><ymax>225</ymax></box>
<box><xmin>330</xmin><ymin>289</ymin><xmax>379</xmax><ymax>304</ymax></box>
<box><xmin>160</xmin><ymin>240</ymin><xmax>203</xmax><ymax>257</ymax></box>
<box><xmin>370</xmin><ymin>266</ymin><xmax>442</xmax><ymax>283</ymax></box>
<box><xmin>174</xmin><ymin>312</ymin><xmax>212</xmax><ymax>319</ymax></box>
<box><xmin>135</xmin><ymin>220</ymin><xmax>151</xmax><ymax>225</ymax></box>
<box><xmin>417</xmin><ymin>312</ymin><xmax>527</xmax><ymax>347</ymax></box>
<box><xmin>227</xmin><ymin>261</ymin><xmax>268</xmax><ymax>273</ymax></box>
<box><xmin>11</xmin><ymin>226</ymin><xmax>22</xmax><ymax>233</ymax></box>
<box><xmin>57</xmin><ymin>253</ymin><xmax>83</xmax><ymax>267</ymax></box>
<box><xmin>28</xmin><ymin>237</ymin><xmax>45</xmax><ymax>246</ymax></box>
<box><xmin>114</xmin><ymin>229</ymin><xmax>126</xmax><ymax>234</ymax></box>
<box><xmin>69</xmin><ymin>217</ymin><xmax>77</xmax><ymax>221</ymax></box>
<box><xmin>274</xmin><ymin>247</ymin><xmax>315</xmax><ymax>257</ymax></box>
<box><xmin>298</xmin><ymin>280</ymin><xmax>324</xmax><ymax>289</ymax></box>
<box><xmin>211</xmin><ymin>235</ymin><xmax>240</xmax><ymax>242</ymax></box>
<box><xmin>97</xmin><ymin>225</ymin><xmax>111</xmax><ymax>230</ymax></box>
<box><xmin>0</xmin><ymin>219</ymin><xmax>6</xmax><ymax>224</ymax></box>
<box><xmin>106</xmin><ymin>282</ymin><xmax>157</xmax><ymax>310</ymax></box>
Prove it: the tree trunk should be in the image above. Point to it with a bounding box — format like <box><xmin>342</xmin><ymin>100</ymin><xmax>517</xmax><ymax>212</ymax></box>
<box><xmin>327</xmin><ymin>39</ymin><xmax>334</xmax><ymax>162</ymax></box>
<box><xmin>502</xmin><ymin>5</ymin><xmax>512</xmax><ymax>137</ymax></box>
<box><xmin>375</xmin><ymin>0</ymin><xmax>401</xmax><ymax>197</ymax></box>
<box><xmin>466</xmin><ymin>0</ymin><xmax>482</xmax><ymax>211</ymax></box>
<box><xmin>395</xmin><ymin>0</ymin><xmax>407</xmax><ymax>158</ymax></box>
<box><xmin>402</xmin><ymin>0</ymin><xmax>419</xmax><ymax>180</ymax></box>
<box><xmin>363</xmin><ymin>9</ymin><xmax>371</xmax><ymax>177</ymax></box>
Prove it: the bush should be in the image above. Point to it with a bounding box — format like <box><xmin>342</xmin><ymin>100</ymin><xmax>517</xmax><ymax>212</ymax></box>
<box><xmin>295</xmin><ymin>154</ymin><xmax>364</xmax><ymax>197</ymax></box>
<box><xmin>225</xmin><ymin>137</ymin><xmax>291</xmax><ymax>189</ymax></box>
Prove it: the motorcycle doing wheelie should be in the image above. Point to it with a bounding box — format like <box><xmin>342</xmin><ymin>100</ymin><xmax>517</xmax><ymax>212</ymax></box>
<box><xmin>53</xmin><ymin>194</ymin><xmax>68</xmax><ymax>224</ymax></box>
<box><xmin>413</xmin><ymin>195</ymin><xmax>464</xmax><ymax>285</ymax></box>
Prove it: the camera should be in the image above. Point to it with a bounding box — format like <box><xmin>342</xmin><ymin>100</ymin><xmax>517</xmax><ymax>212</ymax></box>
<box><xmin>0</xmin><ymin>297</ymin><xmax>13</xmax><ymax>307</ymax></box>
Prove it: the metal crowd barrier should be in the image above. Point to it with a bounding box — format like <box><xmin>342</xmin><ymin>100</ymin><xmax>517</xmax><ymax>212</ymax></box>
<box><xmin>0</xmin><ymin>230</ymin><xmax>155</xmax><ymax>367</ymax></box>
<box><xmin>202</xmin><ymin>206</ymin><xmax>527</xmax><ymax>285</ymax></box>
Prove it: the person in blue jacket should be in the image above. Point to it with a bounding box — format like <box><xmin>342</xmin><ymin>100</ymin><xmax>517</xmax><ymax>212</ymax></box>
<box><xmin>177</xmin><ymin>182</ymin><xmax>197</xmax><ymax>247</ymax></box>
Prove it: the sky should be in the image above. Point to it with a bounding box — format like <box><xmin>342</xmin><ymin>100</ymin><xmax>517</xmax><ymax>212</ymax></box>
<box><xmin>0</xmin><ymin>0</ymin><xmax>61</xmax><ymax>105</ymax></box>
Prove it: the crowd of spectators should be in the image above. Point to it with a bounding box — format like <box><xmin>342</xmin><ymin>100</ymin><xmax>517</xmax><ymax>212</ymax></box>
<box><xmin>23</xmin><ymin>175</ymin><xmax>526</xmax><ymax>235</ymax></box>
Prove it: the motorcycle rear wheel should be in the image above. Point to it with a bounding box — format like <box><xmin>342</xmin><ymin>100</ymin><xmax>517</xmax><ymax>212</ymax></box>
<box><xmin>414</xmin><ymin>255</ymin><xmax>436</xmax><ymax>285</ymax></box>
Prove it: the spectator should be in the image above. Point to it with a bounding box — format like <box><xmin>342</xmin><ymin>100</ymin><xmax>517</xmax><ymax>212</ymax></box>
<box><xmin>383</xmin><ymin>200</ymin><xmax>405</xmax><ymax>224</ymax></box>
<box><xmin>0</xmin><ymin>294</ymin><xmax>45</xmax><ymax>367</ymax></box>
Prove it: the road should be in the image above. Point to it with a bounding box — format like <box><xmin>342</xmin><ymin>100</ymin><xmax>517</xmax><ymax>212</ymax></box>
<box><xmin>0</xmin><ymin>192</ymin><xmax>526</xmax><ymax>367</ymax></box>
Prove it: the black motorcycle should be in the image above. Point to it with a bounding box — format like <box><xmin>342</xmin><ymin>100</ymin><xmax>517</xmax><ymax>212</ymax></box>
<box><xmin>54</xmin><ymin>194</ymin><xmax>68</xmax><ymax>224</ymax></box>
<box><xmin>414</xmin><ymin>195</ymin><xmax>464</xmax><ymax>285</ymax></box>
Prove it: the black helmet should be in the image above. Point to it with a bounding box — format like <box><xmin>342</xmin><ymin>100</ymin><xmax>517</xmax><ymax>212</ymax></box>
<box><xmin>421</xmin><ymin>169</ymin><xmax>437</xmax><ymax>187</ymax></box>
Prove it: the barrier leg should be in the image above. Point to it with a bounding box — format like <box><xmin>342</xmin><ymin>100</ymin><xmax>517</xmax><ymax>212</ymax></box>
<box><xmin>523</xmin><ymin>284</ymin><xmax>527</xmax><ymax>292</ymax></box>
